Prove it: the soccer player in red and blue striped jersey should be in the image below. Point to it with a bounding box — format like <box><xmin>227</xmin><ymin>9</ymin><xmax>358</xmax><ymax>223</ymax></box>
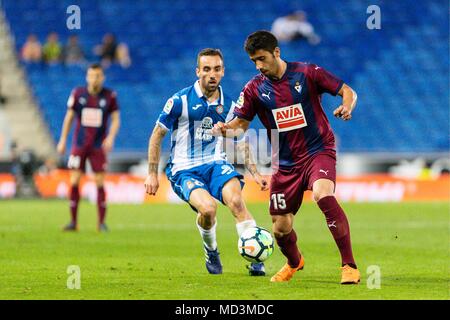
<box><xmin>57</xmin><ymin>63</ymin><xmax>120</xmax><ymax>232</ymax></box>
<box><xmin>213</xmin><ymin>31</ymin><xmax>360</xmax><ymax>284</ymax></box>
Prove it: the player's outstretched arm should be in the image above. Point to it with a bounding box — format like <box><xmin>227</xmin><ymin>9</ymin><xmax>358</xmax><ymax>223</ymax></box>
<box><xmin>333</xmin><ymin>83</ymin><xmax>357</xmax><ymax>121</ymax></box>
<box><xmin>103</xmin><ymin>110</ymin><xmax>120</xmax><ymax>153</ymax></box>
<box><xmin>236</xmin><ymin>139</ymin><xmax>268</xmax><ymax>191</ymax></box>
<box><xmin>144</xmin><ymin>124</ymin><xmax>167</xmax><ymax>196</ymax></box>
<box><xmin>56</xmin><ymin>109</ymin><xmax>75</xmax><ymax>155</ymax></box>
<box><xmin>212</xmin><ymin>117</ymin><xmax>250</xmax><ymax>138</ymax></box>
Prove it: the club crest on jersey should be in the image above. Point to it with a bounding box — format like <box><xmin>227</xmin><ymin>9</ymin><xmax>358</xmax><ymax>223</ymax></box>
<box><xmin>272</xmin><ymin>103</ymin><xmax>308</xmax><ymax>132</ymax></box>
<box><xmin>163</xmin><ymin>98</ymin><xmax>174</xmax><ymax>114</ymax></box>
<box><xmin>99</xmin><ymin>98</ymin><xmax>106</xmax><ymax>108</ymax></box>
<box><xmin>216</xmin><ymin>104</ymin><xmax>224</xmax><ymax>114</ymax></box>
<box><xmin>78</xmin><ymin>97</ymin><xmax>86</xmax><ymax>105</ymax></box>
<box><xmin>195</xmin><ymin>117</ymin><xmax>213</xmax><ymax>141</ymax></box>
<box><xmin>294</xmin><ymin>82</ymin><xmax>302</xmax><ymax>93</ymax></box>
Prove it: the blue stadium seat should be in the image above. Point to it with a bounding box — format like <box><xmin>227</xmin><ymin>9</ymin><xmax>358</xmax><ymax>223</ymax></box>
<box><xmin>2</xmin><ymin>0</ymin><xmax>448</xmax><ymax>153</ymax></box>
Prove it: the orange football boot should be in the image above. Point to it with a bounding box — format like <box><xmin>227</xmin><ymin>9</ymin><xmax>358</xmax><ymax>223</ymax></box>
<box><xmin>341</xmin><ymin>264</ymin><xmax>360</xmax><ymax>284</ymax></box>
<box><xmin>270</xmin><ymin>255</ymin><xmax>305</xmax><ymax>282</ymax></box>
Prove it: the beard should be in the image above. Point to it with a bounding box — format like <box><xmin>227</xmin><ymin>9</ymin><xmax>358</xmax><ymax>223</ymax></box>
<box><xmin>204</xmin><ymin>80</ymin><xmax>218</xmax><ymax>93</ymax></box>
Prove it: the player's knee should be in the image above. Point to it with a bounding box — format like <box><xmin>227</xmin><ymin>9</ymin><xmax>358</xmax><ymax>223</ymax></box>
<box><xmin>94</xmin><ymin>174</ymin><xmax>105</xmax><ymax>187</ymax></box>
<box><xmin>226</xmin><ymin>194</ymin><xmax>245</xmax><ymax>214</ymax></box>
<box><xmin>272</xmin><ymin>221</ymin><xmax>292</xmax><ymax>238</ymax></box>
<box><xmin>271</xmin><ymin>216</ymin><xmax>293</xmax><ymax>238</ymax></box>
<box><xmin>313</xmin><ymin>188</ymin><xmax>334</xmax><ymax>202</ymax></box>
<box><xmin>273</xmin><ymin>228</ymin><xmax>292</xmax><ymax>239</ymax></box>
<box><xmin>198</xmin><ymin>200</ymin><xmax>217</xmax><ymax>219</ymax></box>
<box><xmin>70</xmin><ymin>175</ymin><xmax>81</xmax><ymax>186</ymax></box>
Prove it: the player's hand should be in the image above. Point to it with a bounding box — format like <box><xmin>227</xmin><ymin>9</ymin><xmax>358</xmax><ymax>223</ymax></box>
<box><xmin>144</xmin><ymin>173</ymin><xmax>159</xmax><ymax>196</ymax></box>
<box><xmin>333</xmin><ymin>105</ymin><xmax>352</xmax><ymax>121</ymax></box>
<box><xmin>212</xmin><ymin>121</ymin><xmax>229</xmax><ymax>136</ymax></box>
<box><xmin>252</xmin><ymin>172</ymin><xmax>269</xmax><ymax>191</ymax></box>
<box><xmin>56</xmin><ymin>141</ymin><xmax>66</xmax><ymax>155</ymax></box>
<box><xmin>102</xmin><ymin>137</ymin><xmax>114</xmax><ymax>153</ymax></box>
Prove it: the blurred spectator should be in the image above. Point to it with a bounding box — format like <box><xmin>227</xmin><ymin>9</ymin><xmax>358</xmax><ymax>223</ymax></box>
<box><xmin>20</xmin><ymin>34</ymin><xmax>42</xmax><ymax>63</ymax></box>
<box><xmin>42</xmin><ymin>32</ymin><xmax>62</xmax><ymax>64</ymax></box>
<box><xmin>62</xmin><ymin>34</ymin><xmax>86</xmax><ymax>66</ymax></box>
<box><xmin>116</xmin><ymin>42</ymin><xmax>132</xmax><ymax>68</ymax></box>
<box><xmin>94</xmin><ymin>33</ymin><xmax>118</xmax><ymax>68</ymax></box>
<box><xmin>271</xmin><ymin>11</ymin><xmax>321</xmax><ymax>45</ymax></box>
<box><xmin>38</xmin><ymin>156</ymin><xmax>58</xmax><ymax>174</ymax></box>
<box><xmin>10</xmin><ymin>141</ymin><xmax>19</xmax><ymax>176</ymax></box>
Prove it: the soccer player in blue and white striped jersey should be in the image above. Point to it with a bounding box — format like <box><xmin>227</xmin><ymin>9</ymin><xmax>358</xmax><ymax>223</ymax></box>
<box><xmin>144</xmin><ymin>48</ymin><xmax>268</xmax><ymax>276</ymax></box>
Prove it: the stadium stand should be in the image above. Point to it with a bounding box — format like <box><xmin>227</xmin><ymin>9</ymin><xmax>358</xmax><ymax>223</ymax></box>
<box><xmin>1</xmin><ymin>0</ymin><xmax>448</xmax><ymax>155</ymax></box>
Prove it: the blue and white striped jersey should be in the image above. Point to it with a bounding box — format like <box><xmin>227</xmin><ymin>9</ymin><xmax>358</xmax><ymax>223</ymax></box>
<box><xmin>157</xmin><ymin>81</ymin><xmax>237</xmax><ymax>176</ymax></box>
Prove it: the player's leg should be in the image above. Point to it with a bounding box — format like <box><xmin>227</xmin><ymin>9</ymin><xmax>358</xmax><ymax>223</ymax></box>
<box><xmin>269</xmin><ymin>168</ymin><xmax>305</xmax><ymax>282</ymax></box>
<box><xmin>63</xmin><ymin>150</ymin><xmax>86</xmax><ymax>231</ymax></box>
<box><xmin>270</xmin><ymin>213</ymin><xmax>305</xmax><ymax>282</ymax></box>
<box><xmin>207</xmin><ymin>162</ymin><xmax>257</xmax><ymax>237</ymax></box>
<box><xmin>169</xmin><ymin>170</ymin><xmax>222</xmax><ymax>274</ymax></box>
<box><xmin>188</xmin><ymin>187</ymin><xmax>222</xmax><ymax>274</ymax></box>
<box><xmin>64</xmin><ymin>169</ymin><xmax>82</xmax><ymax>231</ymax></box>
<box><xmin>309</xmin><ymin>152</ymin><xmax>359</xmax><ymax>284</ymax></box>
<box><xmin>313</xmin><ymin>178</ymin><xmax>359</xmax><ymax>283</ymax></box>
<box><xmin>189</xmin><ymin>188</ymin><xmax>218</xmax><ymax>250</ymax></box>
<box><xmin>94</xmin><ymin>172</ymin><xmax>107</xmax><ymax>232</ymax></box>
<box><xmin>221</xmin><ymin>177</ymin><xmax>255</xmax><ymax>235</ymax></box>
<box><xmin>221</xmin><ymin>177</ymin><xmax>265</xmax><ymax>276</ymax></box>
<box><xmin>89</xmin><ymin>148</ymin><xmax>108</xmax><ymax>232</ymax></box>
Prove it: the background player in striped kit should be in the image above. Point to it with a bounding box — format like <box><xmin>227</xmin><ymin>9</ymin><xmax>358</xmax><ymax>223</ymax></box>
<box><xmin>57</xmin><ymin>63</ymin><xmax>120</xmax><ymax>232</ymax></box>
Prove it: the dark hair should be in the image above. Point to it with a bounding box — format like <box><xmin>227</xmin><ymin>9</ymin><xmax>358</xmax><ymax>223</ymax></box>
<box><xmin>244</xmin><ymin>30</ymin><xmax>278</xmax><ymax>55</ymax></box>
<box><xmin>88</xmin><ymin>63</ymin><xmax>103</xmax><ymax>70</ymax></box>
<box><xmin>197</xmin><ymin>48</ymin><xmax>224</xmax><ymax>66</ymax></box>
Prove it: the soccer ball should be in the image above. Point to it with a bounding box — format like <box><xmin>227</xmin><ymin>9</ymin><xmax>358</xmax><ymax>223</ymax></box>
<box><xmin>238</xmin><ymin>227</ymin><xmax>274</xmax><ymax>263</ymax></box>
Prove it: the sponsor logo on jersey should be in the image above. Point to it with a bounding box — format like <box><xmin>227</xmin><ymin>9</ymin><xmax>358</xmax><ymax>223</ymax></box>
<box><xmin>262</xmin><ymin>92</ymin><xmax>271</xmax><ymax>100</ymax></box>
<box><xmin>81</xmin><ymin>108</ymin><xmax>103</xmax><ymax>128</ymax></box>
<box><xmin>216</xmin><ymin>104</ymin><xmax>224</xmax><ymax>114</ymax></box>
<box><xmin>272</xmin><ymin>103</ymin><xmax>307</xmax><ymax>132</ymax></box>
<box><xmin>236</xmin><ymin>92</ymin><xmax>244</xmax><ymax>108</ymax></box>
<box><xmin>163</xmin><ymin>98</ymin><xmax>174</xmax><ymax>114</ymax></box>
<box><xmin>195</xmin><ymin>117</ymin><xmax>214</xmax><ymax>141</ymax></box>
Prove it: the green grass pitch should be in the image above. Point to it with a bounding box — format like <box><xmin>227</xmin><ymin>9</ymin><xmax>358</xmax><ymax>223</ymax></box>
<box><xmin>0</xmin><ymin>199</ymin><xmax>448</xmax><ymax>300</ymax></box>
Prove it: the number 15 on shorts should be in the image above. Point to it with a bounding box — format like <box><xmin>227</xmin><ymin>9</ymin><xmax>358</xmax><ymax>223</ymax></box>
<box><xmin>271</xmin><ymin>193</ymin><xmax>286</xmax><ymax>210</ymax></box>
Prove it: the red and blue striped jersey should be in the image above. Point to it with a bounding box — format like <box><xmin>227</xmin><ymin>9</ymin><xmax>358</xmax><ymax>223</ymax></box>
<box><xmin>234</xmin><ymin>61</ymin><xmax>343</xmax><ymax>168</ymax></box>
<box><xmin>67</xmin><ymin>87</ymin><xmax>119</xmax><ymax>149</ymax></box>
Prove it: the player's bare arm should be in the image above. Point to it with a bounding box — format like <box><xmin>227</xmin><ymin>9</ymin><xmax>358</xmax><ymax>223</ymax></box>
<box><xmin>333</xmin><ymin>83</ymin><xmax>357</xmax><ymax>121</ymax></box>
<box><xmin>102</xmin><ymin>110</ymin><xmax>120</xmax><ymax>153</ymax></box>
<box><xmin>57</xmin><ymin>109</ymin><xmax>75</xmax><ymax>155</ymax></box>
<box><xmin>212</xmin><ymin>117</ymin><xmax>250</xmax><ymax>138</ymax></box>
<box><xmin>144</xmin><ymin>124</ymin><xmax>168</xmax><ymax>195</ymax></box>
<box><xmin>236</xmin><ymin>139</ymin><xmax>268</xmax><ymax>191</ymax></box>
